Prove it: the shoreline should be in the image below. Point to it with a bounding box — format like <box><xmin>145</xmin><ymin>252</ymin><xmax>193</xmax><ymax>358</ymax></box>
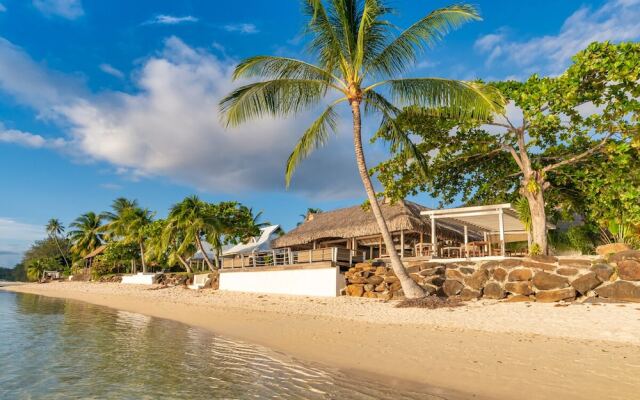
<box><xmin>4</xmin><ymin>282</ymin><xmax>640</xmax><ymax>399</ymax></box>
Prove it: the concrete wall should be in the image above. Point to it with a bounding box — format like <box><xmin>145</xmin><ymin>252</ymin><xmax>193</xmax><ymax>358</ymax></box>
<box><xmin>219</xmin><ymin>266</ymin><xmax>344</xmax><ymax>297</ymax></box>
<box><xmin>121</xmin><ymin>273</ymin><xmax>158</xmax><ymax>285</ymax></box>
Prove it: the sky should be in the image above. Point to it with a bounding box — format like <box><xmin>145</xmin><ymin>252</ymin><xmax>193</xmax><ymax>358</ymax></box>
<box><xmin>1</xmin><ymin>0</ymin><xmax>639</xmax><ymax>267</ymax></box>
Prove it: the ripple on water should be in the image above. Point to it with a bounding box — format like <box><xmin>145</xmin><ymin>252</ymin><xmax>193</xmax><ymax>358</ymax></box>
<box><xmin>0</xmin><ymin>292</ymin><xmax>446</xmax><ymax>399</ymax></box>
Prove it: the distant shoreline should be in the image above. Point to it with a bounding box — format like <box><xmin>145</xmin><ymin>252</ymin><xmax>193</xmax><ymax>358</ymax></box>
<box><xmin>0</xmin><ymin>281</ymin><xmax>25</xmax><ymax>287</ymax></box>
<box><xmin>3</xmin><ymin>282</ymin><xmax>640</xmax><ymax>399</ymax></box>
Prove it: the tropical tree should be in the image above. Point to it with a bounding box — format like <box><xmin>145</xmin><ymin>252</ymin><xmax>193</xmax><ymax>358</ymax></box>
<box><xmin>68</xmin><ymin>212</ymin><xmax>104</xmax><ymax>258</ymax></box>
<box><xmin>298</xmin><ymin>208</ymin><xmax>322</xmax><ymax>226</ymax></box>
<box><xmin>220</xmin><ymin>0</ymin><xmax>504</xmax><ymax>298</ymax></box>
<box><xmin>46</xmin><ymin>218</ymin><xmax>70</xmax><ymax>269</ymax></box>
<box><xmin>152</xmin><ymin>219</ymin><xmax>195</xmax><ymax>273</ymax></box>
<box><xmin>118</xmin><ymin>207</ymin><xmax>154</xmax><ymax>273</ymax></box>
<box><xmin>102</xmin><ymin>198</ymin><xmax>139</xmax><ymax>240</ymax></box>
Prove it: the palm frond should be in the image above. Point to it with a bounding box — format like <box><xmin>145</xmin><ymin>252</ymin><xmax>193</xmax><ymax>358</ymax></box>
<box><xmin>220</xmin><ymin>79</ymin><xmax>330</xmax><ymax>127</ymax></box>
<box><xmin>378</xmin><ymin>78</ymin><xmax>504</xmax><ymax>120</ymax></box>
<box><xmin>233</xmin><ymin>56</ymin><xmax>340</xmax><ymax>83</ymax></box>
<box><xmin>366</xmin><ymin>4</ymin><xmax>480</xmax><ymax>77</ymax></box>
<box><xmin>354</xmin><ymin>0</ymin><xmax>392</xmax><ymax>74</ymax></box>
<box><xmin>285</xmin><ymin>102</ymin><xmax>342</xmax><ymax>186</ymax></box>
<box><xmin>303</xmin><ymin>0</ymin><xmax>351</xmax><ymax>77</ymax></box>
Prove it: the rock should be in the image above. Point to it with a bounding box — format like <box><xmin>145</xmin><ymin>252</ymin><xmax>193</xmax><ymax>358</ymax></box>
<box><xmin>383</xmin><ymin>276</ymin><xmax>399</xmax><ymax>284</ymax></box>
<box><xmin>363</xmin><ymin>291</ymin><xmax>378</xmax><ymax>298</ymax></box>
<box><xmin>557</xmin><ymin>259</ymin><xmax>592</xmax><ymax>268</ymax></box>
<box><xmin>405</xmin><ymin>265</ymin><xmax>421</xmax><ymax>274</ymax></box>
<box><xmin>596</xmin><ymin>243</ymin><xmax>631</xmax><ymax>256</ymax></box>
<box><xmin>355</xmin><ymin>262</ymin><xmax>374</xmax><ymax>270</ymax></box>
<box><xmin>523</xmin><ymin>261</ymin><xmax>556</xmax><ymax>271</ymax></box>
<box><xmin>421</xmin><ymin>284</ymin><xmax>438</xmax><ymax>296</ymax></box>
<box><xmin>374</xmin><ymin>266</ymin><xmax>388</xmax><ymax>276</ymax></box>
<box><xmin>508</xmin><ymin>268</ymin><xmax>533</xmax><ymax>282</ymax></box>
<box><xmin>410</xmin><ymin>274</ymin><xmax>423</xmax><ymax>284</ymax></box>
<box><xmin>570</xmin><ymin>272</ymin><xmax>602</xmax><ymax>295</ymax></box>
<box><xmin>556</xmin><ymin>267</ymin><xmax>579</xmax><ymax>276</ymax></box>
<box><xmin>423</xmin><ymin>276</ymin><xmax>445</xmax><ymax>287</ymax></box>
<box><xmin>530</xmin><ymin>255</ymin><xmax>558</xmax><ymax>263</ymax></box>
<box><xmin>464</xmin><ymin>269</ymin><xmax>489</xmax><ymax>290</ymax></box>
<box><xmin>364</xmin><ymin>284</ymin><xmax>375</xmax><ymax>292</ymax></box>
<box><xmin>459</xmin><ymin>288</ymin><xmax>481</xmax><ymax>301</ymax></box>
<box><xmin>366</xmin><ymin>275</ymin><xmax>384</xmax><ymax>285</ymax></box>
<box><xmin>348</xmin><ymin>276</ymin><xmax>367</xmax><ymax>284</ymax></box>
<box><xmin>460</xmin><ymin>267</ymin><xmax>475</xmax><ymax>275</ymax></box>
<box><xmin>492</xmin><ymin>267</ymin><xmax>508</xmax><ymax>282</ymax></box>
<box><xmin>482</xmin><ymin>259</ymin><xmax>522</xmax><ymax>269</ymax></box>
<box><xmin>389</xmin><ymin>281</ymin><xmax>402</xmax><ymax>292</ymax></box>
<box><xmin>445</xmin><ymin>269</ymin><xmax>464</xmax><ymax>281</ymax></box>
<box><xmin>505</xmin><ymin>295</ymin><xmax>533</xmax><ymax>303</ymax></box>
<box><xmin>532</xmin><ymin>272</ymin><xmax>569</xmax><ymax>290</ymax></box>
<box><xmin>483</xmin><ymin>282</ymin><xmax>505</xmax><ymax>299</ymax></box>
<box><xmin>595</xmin><ymin>281</ymin><xmax>640</xmax><ymax>302</ymax></box>
<box><xmin>505</xmin><ymin>281</ymin><xmax>533</xmax><ymax>295</ymax></box>
<box><xmin>346</xmin><ymin>284</ymin><xmax>364</xmax><ymax>297</ymax></box>
<box><xmin>536</xmin><ymin>288</ymin><xmax>576</xmax><ymax>303</ymax></box>
<box><xmin>591</xmin><ymin>264</ymin><xmax>614</xmax><ymax>282</ymax></box>
<box><xmin>618</xmin><ymin>260</ymin><xmax>640</xmax><ymax>281</ymax></box>
<box><xmin>443</xmin><ymin>279</ymin><xmax>464</xmax><ymax>296</ymax></box>
<box><xmin>609</xmin><ymin>250</ymin><xmax>640</xmax><ymax>263</ymax></box>
<box><xmin>374</xmin><ymin>283</ymin><xmax>387</xmax><ymax>292</ymax></box>
<box><xmin>419</xmin><ymin>266</ymin><xmax>445</xmax><ymax>277</ymax></box>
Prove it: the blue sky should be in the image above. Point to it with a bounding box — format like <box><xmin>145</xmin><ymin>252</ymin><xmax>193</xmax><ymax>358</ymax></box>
<box><xmin>1</xmin><ymin>0</ymin><xmax>639</xmax><ymax>266</ymax></box>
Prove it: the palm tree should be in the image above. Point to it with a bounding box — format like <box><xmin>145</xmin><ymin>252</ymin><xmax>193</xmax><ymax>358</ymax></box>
<box><xmin>166</xmin><ymin>196</ymin><xmax>222</xmax><ymax>271</ymax></box>
<box><xmin>298</xmin><ymin>208</ymin><xmax>322</xmax><ymax>226</ymax></box>
<box><xmin>220</xmin><ymin>0</ymin><xmax>504</xmax><ymax>298</ymax></box>
<box><xmin>118</xmin><ymin>207</ymin><xmax>154</xmax><ymax>273</ymax></box>
<box><xmin>102</xmin><ymin>198</ymin><xmax>139</xmax><ymax>241</ymax></box>
<box><xmin>68</xmin><ymin>212</ymin><xmax>104</xmax><ymax>258</ymax></box>
<box><xmin>46</xmin><ymin>218</ymin><xmax>70</xmax><ymax>269</ymax></box>
<box><xmin>157</xmin><ymin>218</ymin><xmax>196</xmax><ymax>273</ymax></box>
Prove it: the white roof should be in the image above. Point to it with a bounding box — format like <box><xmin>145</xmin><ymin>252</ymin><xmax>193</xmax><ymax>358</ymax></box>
<box><xmin>222</xmin><ymin>225</ymin><xmax>280</xmax><ymax>256</ymax></box>
<box><xmin>421</xmin><ymin>204</ymin><xmax>527</xmax><ymax>235</ymax></box>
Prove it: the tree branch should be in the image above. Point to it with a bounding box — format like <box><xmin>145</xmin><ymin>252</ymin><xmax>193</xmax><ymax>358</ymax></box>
<box><xmin>503</xmin><ymin>144</ymin><xmax>524</xmax><ymax>171</ymax></box>
<box><xmin>541</xmin><ymin>133</ymin><xmax>613</xmax><ymax>174</ymax></box>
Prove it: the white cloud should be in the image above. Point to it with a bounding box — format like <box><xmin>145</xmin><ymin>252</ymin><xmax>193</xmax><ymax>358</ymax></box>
<box><xmin>99</xmin><ymin>63</ymin><xmax>124</xmax><ymax>79</ymax></box>
<box><xmin>475</xmin><ymin>0</ymin><xmax>640</xmax><ymax>75</ymax></box>
<box><xmin>0</xmin><ymin>36</ymin><xmax>367</xmax><ymax>199</ymax></box>
<box><xmin>223</xmin><ymin>23</ymin><xmax>259</xmax><ymax>34</ymax></box>
<box><xmin>0</xmin><ymin>218</ymin><xmax>44</xmax><ymax>267</ymax></box>
<box><xmin>33</xmin><ymin>0</ymin><xmax>83</xmax><ymax>20</ymax></box>
<box><xmin>145</xmin><ymin>15</ymin><xmax>198</xmax><ymax>25</ymax></box>
<box><xmin>0</xmin><ymin>127</ymin><xmax>67</xmax><ymax>149</ymax></box>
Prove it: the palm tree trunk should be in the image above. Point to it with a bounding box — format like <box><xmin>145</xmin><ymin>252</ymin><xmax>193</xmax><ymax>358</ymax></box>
<box><xmin>52</xmin><ymin>235</ymin><xmax>70</xmax><ymax>269</ymax></box>
<box><xmin>177</xmin><ymin>254</ymin><xmax>193</xmax><ymax>273</ymax></box>
<box><xmin>139</xmin><ymin>241</ymin><xmax>147</xmax><ymax>273</ymax></box>
<box><xmin>195</xmin><ymin>235</ymin><xmax>215</xmax><ymax>271</ymax></box>
<box><xmin>350</xmin><ymin>101</ymin><xmax>425</xmax><ymax>299</ymax></box>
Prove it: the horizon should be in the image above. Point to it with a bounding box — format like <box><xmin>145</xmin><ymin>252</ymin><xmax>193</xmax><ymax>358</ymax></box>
<box><xmin>1</xmin><ymin>0</ymin><xmax>639</xmax><ymax>267</ymax></box>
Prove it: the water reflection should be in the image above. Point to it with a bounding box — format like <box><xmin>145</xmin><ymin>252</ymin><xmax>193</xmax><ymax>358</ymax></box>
<box><xmin>0</xmin><ymin>292</ymin><xmax>443</xmax><ymax>399</ymax></box>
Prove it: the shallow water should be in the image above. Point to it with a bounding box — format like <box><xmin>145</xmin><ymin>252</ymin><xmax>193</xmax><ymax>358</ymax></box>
<box><xmin>0</xmin><ymin>291</ymin><xmax>445</xmax><ymax>399</ymax></box>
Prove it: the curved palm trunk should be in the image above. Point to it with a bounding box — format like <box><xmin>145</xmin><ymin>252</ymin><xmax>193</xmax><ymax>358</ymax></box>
<box><xmin>177</xmin><ymin>254</ymin><xmax>193</xmax><ymax>273</ymax></box>
<box><xmin>351</xmin><ymin>101</ymin><xmax>425</xmax><ymax>299</ymax></box>
<box><xmin>52</xmin><ymin>235</ymin><xmax>70</xmax><ymax>269</ymax></box>
<box><xmin>195</xmin><ymin>235</ymin><xmax>215</xmax><ymax>271</ymax></box>
<box><xmin>139</xmin><ymin>241</ymin><xmax>147</xmax><ymax>273</ymax></box>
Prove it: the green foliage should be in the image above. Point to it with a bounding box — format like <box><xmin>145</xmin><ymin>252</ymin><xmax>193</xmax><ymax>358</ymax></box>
<box><xmin>21</xmin><ymin>237</ymin><xmax>70</xmax><ymax>269</ymax></box>
<box><xmin>26</xmin><ymin>257</ymin><xmax>61</xmax><ymax>281</ymax></box>
<box><xmin>68</xmin><ymin>212</ymin><xmax>104</xmax><ymax>258</ymax></box>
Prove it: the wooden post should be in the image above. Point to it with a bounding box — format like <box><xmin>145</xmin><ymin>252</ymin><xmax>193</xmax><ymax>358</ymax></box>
<box><xmin>379</xmin><ymin>235</ymin><xmax>383</xmax><ymax>257</ymax></box>
<box><xmin>431</xmin><ymin>217</ymin><xmax>437</xmax><ymax>257</ymax></box>
<box><xmin>400</xmin><ymin>229</ymin><xmax>405</xmax><ymax>259</ymax></box>
<box><xmin>498</xmin><ymin>208</ymin><xmax>506</xmax><ymax>256</ymax></box>
<box><xmin>464</xmin><ymin>225</ymin><xmax>468</xmax><ymax>257</ymax></box>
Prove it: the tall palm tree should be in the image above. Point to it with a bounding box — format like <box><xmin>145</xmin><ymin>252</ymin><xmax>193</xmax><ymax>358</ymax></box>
<box><xmin>220</xmin><ymin>0</ymin><xmax>504</xmax><ymax>298</ymax></box>
<box><xmin>118</xmin><ymin>207</ymin><xmax>154</xmax><ymax>273</ymax></box>
<box><xmin>298</xmin><ymin>208</ymin><xmax>323</xmax><ymax>226</ymax></box>
<box><xmin>166</xmin><ymin>196</ymin><xmax>222</xmax><ymax>271</ymax></box>
<box><xmin>68</xmin><ymin>212</ymin><xmax>104</xmax><ymax>258</ymax></box>
<box><xmin>102</xmin><ymin>198</ymin><xmax>139</xmax><ymax>241</ymax></box>
<box><xmin>157</xmin><ymin>218</ymin><xmax>196</xmax><ymax>273</ymax></box>
<box><xmin>46</xmin><ymin>218</ymin><xmax>70</xmax><ymax>269</ymax></box>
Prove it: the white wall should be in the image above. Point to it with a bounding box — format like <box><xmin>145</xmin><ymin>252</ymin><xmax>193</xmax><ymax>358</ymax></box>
<box><xmin>219</xmin><ymin>267</ymin><xmax>344</xmax><ymax>297</ymax></box>
<box><xmin>121</xmin><ymin>273</ymin><xmax>158</xmax><ymax>285</ymax></box>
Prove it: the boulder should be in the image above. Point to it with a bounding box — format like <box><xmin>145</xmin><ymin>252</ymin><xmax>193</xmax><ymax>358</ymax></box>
<box><xmin>460</xmin><ymin>267</ymin><xmax>475</xmax><ymax>275</ymax></box>
<box><xmin>618</xmin><ymin>260</ymin><xmax>640</xmax><ymax>281</ymax></box>
<box><xmin>596</xmin><ymin>243</ymin><xmax>631</xmax><ymax>256</ymax></box>
<box><xmin>508</xmin><ymin>268</ymin><xmax>533</xmax><ymax>282</ymax></box>
<box><xmin>523</xmin><ymin>260</ymin><xmax>556</xmax><ymax>271</ymax></box>
<box><xmin>348</xmin><ymin>276</ymin><xmax>367</xmax><ymax>284</ymax></box>
<box><xmin>445</xmin><ymin>269</ymin><xmax>465</xmax><ymax>281</ymax></box>
<box><xmin>556</xmin><ymin>267</ymin><xmax>579</xmax><ymax>276</ymax></box>
<box><xmin>557</xmin><ymin>259</ymin><xmax>592</xmax><ymax>268</ymax></box>
<box><xmin>532</xmin><ymin>272</ymin><xmax>569</xmax><ymax>290</ymax></box>
<box><xmin>482</xmin><ymin>259</ymin><xmax>522</xmax><ymax>269</ymax></box>
<box><xmin>421</xmin><ymin>284</ymin><xmax>438</xmax><ymax>296</ymax></box>
<box><xmin>591</xmin><ymin>264</ymin><xmax>614</xmax><ymax>281</ymax></box>
<box><xmin>355</xmin><ymin>262</ymin><xmax>374</xmax><ymax>270</ymax></box>
<box><xmin>505</xmin><ymin>295</ymin><xmax>533</xmax><ymax>303</ymax></box>
<box><xmin>405</xmin><ymin>265</ymin><xmax>421</xmax><ymax>274</ymax></box>
<box><xmin>419</xmin><ymin>266</ymin><xmax>445</xmax><ymax>277</ymax></box>
<box><xmin>595</xmin><ymin>281</ymin><xmax>640</xmax><ymax>302</ymax></box>
<box><xmin>374</xmin><ymin>283</ymin><xmax>387</xmax><ymax>292</ymax></box>
<box><xmin>383</xmin><ymin>276</ymin><xmax>399</xmax><ymax>284</ymax></box>
<box><xmin>364</xmin><ymin>284</ymin><xmax>375</xmax><ymax>292</ymax></box>
<box><xmin>492</xmin><ymin>267</ymin><xmax>508</xmax><ymax>282</ymax></box>
<box><xmin>366</xmin><ymin>275</ymin><xmax>384</xmax><ymax>285</ymax></box>
<box><xmin>389</xmin><ymin>281</ymin><xmax>402</xmax><ymax>292</ymax></box>
<box><xmin>443</xmin><ymin>279</ymin><xmax>464</xmax><ymax>296</ymax></box>
<box><xmin>570</xmin><ymin>272</ymin><xmax>601</xmax><ymax>295</ymax></box>
<box><xmin>374</xmin><ymin>266</ymin><xmax>388</xmax><ymax>276</ymax></box>
<box><xmin>363</xmin><ymin>291</ymin><xmax>378</xmax><ymax>298</ymax></box>
<box><xmin>536</xmin><ymin>288</ymin><xmax>576</xmax><ymax>303</ymax></box>
<box><xmin>483</xmin><ymin>282</ymin><xmax>505</xmax><ymax>299</ymax></box>
<box><xmin>346</xmin><ymin>284</ymin><xmax>364</xmax><ymax>297</ymax></box>
<box><xmin>459</xmin><ymin>288</ymin><xmax>482</xmax><ymax>301</ymax></box>
<box><xmin>505</xmin><ymin>281</ymin><xmax>533</xmax><ymax>296</ymax></box>
<box><xmin>530</xmin><ymin>255</ymin><xmax>558</xmax><ymax>263</ymax></box>
<box><xmin>608</xmin><ymin>250</ymin><xmax>640</xmax><ymax>263</ymax></box>
<box><xmin>464</xmin><ymin>269</ymin><xmax>489</xmax><ymax>290</ymax></box>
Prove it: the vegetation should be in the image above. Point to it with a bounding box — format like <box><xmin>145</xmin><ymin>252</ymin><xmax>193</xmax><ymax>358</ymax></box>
<box><xmin>220</xmin><ymin>0</ymin><xmax>504</xmax><ymax>298</ymax></box>
<box><xmin>374</xmin><ymin>42</ymin><xmax>640</xmax><ymax>254</ymax></box>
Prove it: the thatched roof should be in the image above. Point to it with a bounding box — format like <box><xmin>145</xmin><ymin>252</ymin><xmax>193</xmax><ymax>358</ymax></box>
<box><xmin>83</xmin><ymin>244</ymin><xmax>106</xmax><ymax>260</ymax></box>
<box><xmin>273</xmin><ymin>200</ymin><xmax>433</xmax><ymax>248</ymax></box>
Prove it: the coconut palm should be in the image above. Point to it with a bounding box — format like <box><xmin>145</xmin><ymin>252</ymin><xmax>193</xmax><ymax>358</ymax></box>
<box><xmin>220</xmin><ymin>0</ymin><xmax>504</xmax><ymax>298</ymax></box>
<box><xmin>102</xmin><ymin>198</ymin><xmax>139</xmax><ymax>240</ymax></box>
<box><xmin>157</xmin><ymin>218</ymin><xmax>196</xmax><ymax>273</ymax></box>
<box><xmin>166</xmin><ymin>196</ymin><xmax>222</xmax><ymax>271</ymax></box>
<box><xmin>68</xmin><ymin>212</ymin><xmax>104</xmax><ymax>258</ymax></box>
<box><xmin>298</xmin><ymin>208</ymin><xmax>322</xmax><ymax>226</ymax></box>
<box><xmin>118</xmin><ymin>207</ymin><xmax>154</xmax><ymax>273</ymax></box>
<box><xmin>46</xmin><ymin>218</ymin><xmax>70</xmax><ymax>269</ymax></box>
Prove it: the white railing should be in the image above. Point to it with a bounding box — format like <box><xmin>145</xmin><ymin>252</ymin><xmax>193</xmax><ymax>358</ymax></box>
<box><xmin>221</xmin><ymin>247</ymin><xmax>365</xmax><ymax>269</ymax></box>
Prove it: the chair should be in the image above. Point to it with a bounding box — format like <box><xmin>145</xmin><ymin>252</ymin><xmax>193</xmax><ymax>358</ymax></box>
<box><xmin>414</xmin><ymin>243</ymin><xmax>433</xmax><ymax>257</ymax></box>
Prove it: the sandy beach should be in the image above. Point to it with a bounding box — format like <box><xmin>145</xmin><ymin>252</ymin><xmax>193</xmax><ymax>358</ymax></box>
<box><xmin>4</xmin><ymin>282</ymin><xmax>640</xmax><ymax>400</ymax></box>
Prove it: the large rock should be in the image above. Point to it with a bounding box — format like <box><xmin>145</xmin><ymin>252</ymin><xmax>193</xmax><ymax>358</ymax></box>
<box><xmin>419</xmin><ymin>266</ymin><xmax>445</xmax><ymax>277</ymax></box>
<box><xmin>389</xmin><ymin>281</ymin><xmax>402</xmax><ymax>292</ymax></box>
<box><xmin>482</xmin><ymin>259</ymin><xmax>522</xmax><ymax>269</ymax></box>
<box><xmin>556</xmin><ymin>267</ymin><xmax>579</xmax><ymax>276</ymax></box>
<box><xmin>532</xmin><ymin>272</ymin><xmax>569</xmax><ymax>290</ymax></box>
<box><xmin>508</xmin><ymin>268</ymin><xmax>533</xmax><ymax>282</ymax></box>
<box><xmin>492</xmin><ymin>267</ymin><xmax>508</xmax><ymax>282</ymax></box>
<box><xmin>421</xmin><ymin>284</ymin><xmax>438</xmax><ymax>296</ymax></box>
<box><xmin>591</xmin><ymin>264</ymin><xmax>614</xmax><ymax>281</ymax></box>
<box><xmin>505</xmin><ymin>281</ymin><xmax>533</xmax><ymax>295</ymax></box>
<box><xmin>609</xmin><ymin>250</ymin><xmax>640</xmax><ymax>263</ymax></box>
<box><xmin>374</xmin><ymin>266</ymin><xmax>388</xmax><ymax>276</ymax></box>
<box><xmin>570</xmin><ymin>272</ymin><xmax>601</xmax><ymax>295</ymax></box>
<box><xmin>530</xmin><ymin>255</ymin><xmax>558</xmax><ymax>263</ymax></box>
<box><xmin>459</xmin><ymin>288</ymin><xmax>482</xmax><ymax>301</ymax></box>
<box><xmin>405</xmin><ymin>265</ymin><xmax>421</xmax><ymax>274</ymax></box>
<box><xmin>536</xmin><ymin>288</ymin><xmax>576</xmax><ymax>303</ymax></box>
<box><xmin>424</xmin><ymin>275</ymin><xmax>445</xmax><ymax>287</ymax></box>
<box><xmin>346</xmin><ymin>284</ymin><xmax>364</xmax><ymax>297</ymax></box>
<box><xmin>596</xmin><ymin>243</ymin><xmax>631</xmax><ymax>256</ymax></box>
<box><xmin>363</xmin><ymin>284</ymin><xmax>375</xmax><ymax>292</ymax></box>
<box><xmin>445</xmin><ymin>269</ymin><xmax>465</xmax><ymax>281</ymax></box>
<box><xmin>618</xmin><ymin>260</ymin><xmax>640</xmax><ymax>281</ymax></box>
<box><xmin>557</xmin><ymin>258</ymin><xmax>592</xmax><ymax>268</ymax></box>
<box><xmin>483</xmin><ymin>282</ymin><xmax>505</xmax><ymax>299</ymax></box>
<box><xmin>505</xmin><ymin>295</ymin><xmax>533</xmax><ymax>303</ymax></box>
<box><xmin>523</xmin><ymin>260</ymin><xmax>557</xmax><ymax>271</ymax></box>
<box><xmin>366</xmin><ymin>275</ymin><xmax>384</xmax><ymax>285</ymax></box>
<box><xmin>464</xmin><ymin>269</ymin><xmax>489</xmax><ymax>290</ymax></box>
<box><xmin>595</xmin><ymin>281</ymin><xmax>640</xmax><ymax>302</ymax></box>
<box><xmin>348</xmin><ymin>276</ymin><xmax>368</xmax><ymax>284</ymax></box>
<box><xmin>383</xmin><ymin>275</ymin><xmax>399</xmax><ymax>284</ymax></box>
<box><xmin>459</xmin><ymin>267</ymin><xmax>475</xmax><ymax>275</ymax></box>
<box><xmin>443</xmin><ymin>279</ymin><xmax>464</xmax><ymax>296</ymax></box>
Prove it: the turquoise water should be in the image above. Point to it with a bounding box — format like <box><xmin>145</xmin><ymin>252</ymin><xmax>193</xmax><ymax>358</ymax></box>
<box><xmin>0</xmin><ymin>291</ymin><xmax>444</xmax><ymax>399</ymax></box>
